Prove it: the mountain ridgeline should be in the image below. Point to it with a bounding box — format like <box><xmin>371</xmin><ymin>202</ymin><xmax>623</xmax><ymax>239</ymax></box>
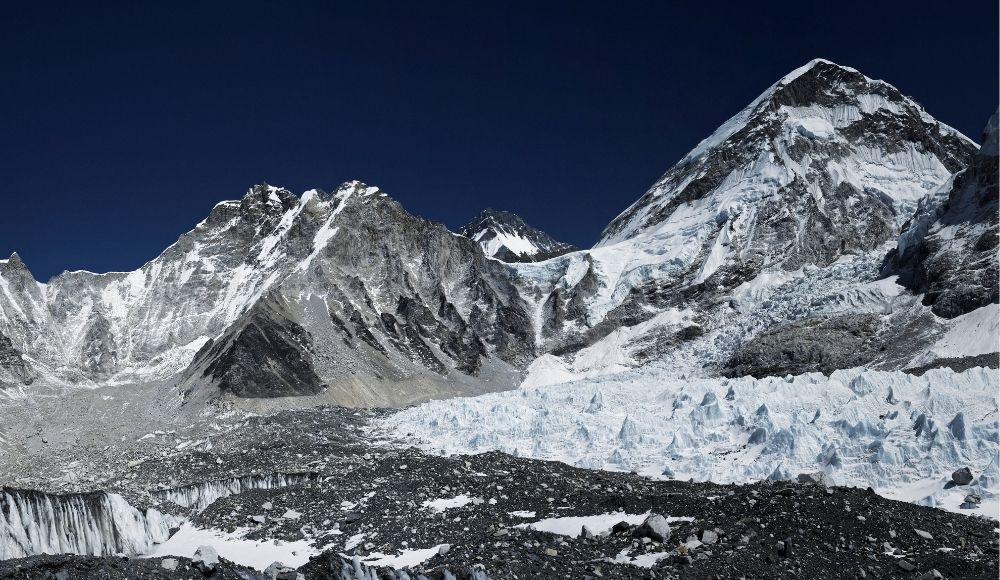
<box><xmin>0</xmin><ymin>59</ymin><xmax>996</xmax><ymax>404</ymax></box>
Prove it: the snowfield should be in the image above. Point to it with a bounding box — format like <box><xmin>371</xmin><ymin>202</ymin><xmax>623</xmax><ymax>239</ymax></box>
<box><xmin>149</xmin><ymin>523</ymin><xmax>323</xmax><ymax>570</ymax></box>
<box><xmin>383</xmin><ymin>366</ymin><xmax>999</xmax><ymax>518</ymax></box>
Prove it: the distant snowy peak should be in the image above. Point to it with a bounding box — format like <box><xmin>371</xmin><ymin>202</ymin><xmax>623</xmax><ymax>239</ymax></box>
<box><xmin>599</xmin><ymin>58</ymin><xmax>975</xmax><ymax>251</ymax></box>
<box><xmin>459</xmin><ymin>209</ymin><xmax>578</xmax><ymax>262</ymax></box>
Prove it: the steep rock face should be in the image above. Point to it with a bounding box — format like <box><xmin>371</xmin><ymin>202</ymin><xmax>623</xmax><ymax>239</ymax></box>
<box><xmin>459</xmin><ymin>209</ymin><xmax>578</xmax><ymax>262</ymax></box>
<box><xmin>600</xmin><ymin>59</ymin><xmax>972</xmax><ymax>275</ymax></box>
<box><xmin>2</xmin><ymin>183</ymin><xmax>535</xmax><ymax>404</ymax></box>
<box><xmin>883</xmin><ymin>110</ymin><xmax>999</xmax><ymax>318</ymax></box>
<box><xmin>191</xmin><ymin>294</ymin><xmax>325</xmax><ymax>398</ymax></box>
<box><xmin>0</xmin><ymin>332</ymin><xmax>34</xmax><ymax>388</ymax></box>
<box><xmin>0</xmin><ymin>184</ymin><xmax>312</xmax><ymax>385</ymax></box>
<box><xmin>305</xmin><ymin>186</ymin><xmax>535</xmax><ymax>371</ymax></box>
<box><xmin>182</xmin><ymin>184</ymin><xmax>536</xmax><ymax>402</ymax></box>
<box><xmin>577</xmin><ymin>60</ymin><xmax>966</xmax><ymax>302</ymax></box>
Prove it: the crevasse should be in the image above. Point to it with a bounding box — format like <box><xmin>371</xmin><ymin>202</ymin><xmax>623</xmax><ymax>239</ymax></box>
<box><xmin>0</xmin><ymin>488</ymin><xmax>176</xmax><ymax>559</ymax></box>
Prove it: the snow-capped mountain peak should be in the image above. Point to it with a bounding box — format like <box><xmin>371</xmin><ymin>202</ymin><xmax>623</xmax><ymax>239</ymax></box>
<box><xmin>597</xmin><ymin>58</ymin><xmax>975</xmax><ymax>280</ymax></box>
<box><xmin>515</xmin><ymin>62</ymin><xmax>988</xmax><ymax>386</ymax></box>
<box><xmin>458</xmin><ymin>208</ymin><xmax>578</xmax><ymax>262</ymax></box>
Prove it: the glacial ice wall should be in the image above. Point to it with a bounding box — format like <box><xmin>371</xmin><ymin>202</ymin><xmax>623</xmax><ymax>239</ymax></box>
<box><xmin>0</xmin><ymin>488</ymin><xmax>175</xmax><ymax>559</ymax></box>
<box><xmin>153</xmin><ymin>472</ymin><xmax>316</xmax><ymax>512</ymax></box>
<box><xmin>383</xmin><ymin>366</ymin><xmax>1000</xmax><ymax>517</ymax></box>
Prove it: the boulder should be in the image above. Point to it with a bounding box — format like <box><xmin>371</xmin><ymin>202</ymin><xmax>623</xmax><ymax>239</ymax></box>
<box><xmin>636</xmin><ymin>514</ymin><xmax>672</xmax><ymax>543</ymax></box>
<box><xmin>264</xmin><ymin>561</ymin><xmax>299</xmax><ymax>580</ymax></box>
<box><xmin>960</xmin><ymin>493</ymin><xmax>983</xmax><ymax>509</ymax></box>
<box><xmin>796</xmin><ymin>471</ymin><xmax>832</xmax><ymax>486</ymax></box>
<box><xmin>611</xmin><ymin>521</ymin><xmax>631</xmax><ymax>535</ymax></box>
<box><xmin>192</xmin><ymin>545</ymin><xmax>219</xmax><ymax>574</ymax></box>
<box><xmin>952</xmin><ymin>467</ymin><xmax>974</xmax><ymax>485</ymax></box>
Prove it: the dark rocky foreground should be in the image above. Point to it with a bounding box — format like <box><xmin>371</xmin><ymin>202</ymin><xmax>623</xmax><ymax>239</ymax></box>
<box><xmin>1</xmin><ymin>408</ymin><xmax>997</xmax><ymax>580</ymax></box>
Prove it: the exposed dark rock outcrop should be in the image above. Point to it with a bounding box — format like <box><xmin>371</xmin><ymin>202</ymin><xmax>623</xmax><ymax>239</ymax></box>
<box><xmin>193</xmin><ymin>295</ymin><xmax>325</xmax><ymax>398</ymax></box>
<box><xmin>883</xmin><ymin>110</ymin><xmax>999</xmax><ymax>318</ymax></box>
<box><xmin>724</xmin><ymin>314</ymin><xmax>885</xmax><ymax>378</ymax></box>
<box><xmin>0</xmin><ymin>331</ymin><xmax>35</xmax><ymax>388</ymax></box>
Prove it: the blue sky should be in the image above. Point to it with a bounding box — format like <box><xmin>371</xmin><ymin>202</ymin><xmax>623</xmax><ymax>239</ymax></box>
<box><xmin>2</xmin><ymin>0</ymin><xmax>997</xmax><ymax>280</ymax></box>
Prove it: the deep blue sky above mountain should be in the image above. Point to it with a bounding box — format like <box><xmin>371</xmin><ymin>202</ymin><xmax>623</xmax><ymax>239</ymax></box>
<box><xmin>2</xmin><ymin>1</ymin><xmax>997</xmax><ymax>281</ymax></box>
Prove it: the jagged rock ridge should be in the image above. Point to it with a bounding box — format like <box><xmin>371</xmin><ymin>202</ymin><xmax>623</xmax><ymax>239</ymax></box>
<box><xmin>0</xmin><ymin>59</ymin><xmax>994</xmax><ymax>401</ymax></box>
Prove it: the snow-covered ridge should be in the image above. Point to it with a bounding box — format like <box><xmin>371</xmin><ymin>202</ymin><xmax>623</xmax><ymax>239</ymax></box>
<box><xmin>499</xmin><ymin>59</ymin><xmax>985</xmax><ymax>384</ymax></box>
<box><xmin>0</xmin><ymin>488</ymin><xmax>178</xmax><ymax>559</ymax></box>
<box><xmin>382</xmin><ymin>365</ymin><xmax>999</xmax><ymax>518</ymax></box>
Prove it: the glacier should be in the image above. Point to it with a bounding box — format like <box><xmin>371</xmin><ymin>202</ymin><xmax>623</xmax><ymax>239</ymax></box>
<box><xmin>382</xmin><ymin>365</ymin><xmax>999</xmax><ymax>518</ymax></box>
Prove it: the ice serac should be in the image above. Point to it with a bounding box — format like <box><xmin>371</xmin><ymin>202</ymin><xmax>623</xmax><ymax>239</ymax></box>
<box><xmin>0</xmin><ymin>488</ymin><xmax>175</xmax><ymax>559</ymax></box>
<box><xmin>515</xmin><ymin>59</ymin><xmax>982</xmax><ymax>381</ymax></box>
<box><xmin>385</xmin><ymin>365</ymin><xmax>1000</xmax><ymax>518</ymax></box>
<box><xmin>459</xmin><ymin>209</ymin><xmax>578</xmax><ymax>262</ymax></box>
<box><xmin>884</xmin><ymin>109</ymin><xmax>999</xmax><ymax>319</ymax></box>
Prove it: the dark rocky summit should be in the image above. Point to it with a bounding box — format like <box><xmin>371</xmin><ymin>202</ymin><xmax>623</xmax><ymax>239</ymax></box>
<box><xmin>177</xmin><ymin>182</ymin><xmax>540</xmax><ymax>403</ymax></box>
<box><xmin>459</xmin><ymin>208</ymin><xmax>578</xmax><ymax>262</ymax></box>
